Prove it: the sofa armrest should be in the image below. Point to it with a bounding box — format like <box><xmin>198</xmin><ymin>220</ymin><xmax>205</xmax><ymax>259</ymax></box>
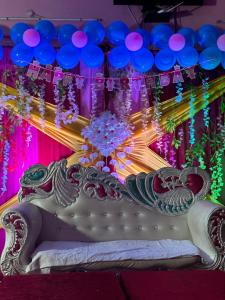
<box><xmin>0</xmin><ymin>202</ymin><xmax>42</xmax><ymax>276</ymax></box>
<box><xmin>187</xmin><ymin>200</ymin><xmax>225</xmax><ymax>270</ymax></box>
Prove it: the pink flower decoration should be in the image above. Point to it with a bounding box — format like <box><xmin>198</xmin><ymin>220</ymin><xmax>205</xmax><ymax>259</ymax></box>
<box><xmin>72</xmin><ymin>31</ymin><xmax>88</xmax><ymax>48</ymax></box>
<box><xmin>217</xmin><ymin>34</ymin><xmax>225</xmax><ymax>52</ymax></box>
<box><xmin>125</xmin><ymin>32</ymin><xmax>143</xmax><ymax>52</ymax></box>
<box><xmin>169</xmin><ymin>33</ymin><xmax>185</xmax><ymax>52</ymax></box>
<box><xmin>23</xmin><ymin>29</ymin><xmax>40</xmax><ymax>47</ymax></box>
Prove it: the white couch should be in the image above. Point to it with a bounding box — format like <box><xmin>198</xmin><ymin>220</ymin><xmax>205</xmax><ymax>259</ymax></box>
<box><xmin>1</xmin><ymin>160</ymin><xmax>225</xmax><ymax>275</ymax></box>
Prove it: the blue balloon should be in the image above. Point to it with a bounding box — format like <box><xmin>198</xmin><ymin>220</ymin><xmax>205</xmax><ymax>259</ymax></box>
<box><xmin>34</xmin><ymin>41</ymin><xmax>56</xmax><ymax>65</ymax></box>
<box><xmin>136</xmin><ymin>28</ymin><xmax>151</xmax><ymax>47</ymax></box>
<box><xmin>81</xmin><ymin>44</ymin><xmax>104</xmax><ymax>68</ymax></box>
<box><xmin>155</xmin><ymin>48</ymin><xmax>176</xmax><ymax>71</ymax></box>
<box><xmin>35</xmin><ymin>20</ymin><xmax>56</xmax><ymax>41</ymax></box>
<box><xmin>83</xmin><ymin>21</ymin><xmax>105</xmax><ymax>45</ymax></box>
<box><xmin>10</xmin><ymin>23</ymin><xmax>30</xmax><ymax>43</ymax></box>
<box><xmin>199</xmin><ymin>47</ymin><xmax>222</xmax><ymax>70</ymax></box>
<box><xmin>56</xmin><ymin>44</ymin><xmax>81</xmax><ymax>70</ymax></box>
<box><xmin>178</xmin><ymin>27</ymin><xmax>197</xmax><ymax>47</ymax></box>
<box><xmin>108</xmin><ymin>46</ymin><xmax>130</xmax><ymax>69</ymax></box>
<box><xmin>222</xmin><ymin>53</ymin><xmax>225</xmax><ymax>69</ymax></box>
<box><xmin>10</xmin><ymin>43</ymin><xmax>33</xmax><ymax>67</ymax></box>
<box><xmin>58</xmin><ymin>24</ymin><xmax>77</xmax><ymax>45</ymax></box>
<box><xmin>131</xmin><ymin>48</ymin><xmax>154</xmax><ymax>73</ymax></box>
<box><xmin>176</xmin><ymin>46</ymin><xmax>199</xmax><ymax>68</ymax></box>
<box><xmin>107</xmin><ymin>21</ymin><xmax>129</xmax><ymax>46</ymax></box>
<box><xmin>198</xmin><ymin>24</ymin><xmax>220</xmax><ymax>48</ymax></box>
<box><xmin>0</xmin><ymin>45</ymin><xmax>3</xmax><ymax>60</ymax></box>
<box><xmin>151</xmin><ymin>24</ymin><xmax>173</xmax><ymax>49</ymax></box>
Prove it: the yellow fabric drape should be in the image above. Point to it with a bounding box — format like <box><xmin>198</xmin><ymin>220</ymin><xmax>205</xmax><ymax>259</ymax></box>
<box><xmin>0</xmin><ymin>75</ymin><xmax>224</xmax><ymax>215</ymax></box>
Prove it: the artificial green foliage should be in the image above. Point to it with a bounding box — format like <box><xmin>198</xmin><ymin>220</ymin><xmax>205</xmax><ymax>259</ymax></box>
<box><xmin>165</xmin><ymin>118</ymin><xmax>176</xmax><ymax>133</ymax></box>
<box><xmin>185</xmin><ymin>119</ymin><xmax>225</xmax><ymax>203</ymax></box>
<box><xmin>172</xmin><ymin>138</ymin><xmax>181</xmax><ymax>150</ymax></box>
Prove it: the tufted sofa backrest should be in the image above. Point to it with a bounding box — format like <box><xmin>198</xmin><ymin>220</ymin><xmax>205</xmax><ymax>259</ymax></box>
<box><xmin>32</xmin><ymin>190</ymin><xmax>192</xmax><ymax>242</ymax></box>
<box><xmin>18</xmin><ymin>160</ymin><xmax>210</xmax><ymax>243</ymax></box>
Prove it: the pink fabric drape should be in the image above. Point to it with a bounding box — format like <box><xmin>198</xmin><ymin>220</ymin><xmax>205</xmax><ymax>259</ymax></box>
<box><xmin>0</xmin><ymin>120</ymin><xmax>73</xmax><ymax>256</ymax></box>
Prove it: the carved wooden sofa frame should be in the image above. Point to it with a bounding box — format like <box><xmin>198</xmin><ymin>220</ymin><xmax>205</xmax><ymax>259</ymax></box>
<box><xmin>1</xmin><ymin>160</ymin><xmax>225</xmax><ymax>276</ymax></box>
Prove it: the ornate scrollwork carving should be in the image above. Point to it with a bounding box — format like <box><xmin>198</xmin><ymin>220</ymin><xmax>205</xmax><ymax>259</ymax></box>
<box><xmin>125</xmin><ymin>167</ymin><xmax>210</xmax><ymax>216</ymax></box>
<box><xmin>208</xmin><ymin>209</ymin><xmax>225</xmax><ymax>271</ymax></box>
<box><xmin>18</xmin><ymin>160</ymin><xmax>129</xmax><ymax>207</ymax></box>
<box><xmin>0</xmin><ymin>211</ymin><xmax>27</xmax><ymax>276</ymax></box>
<box><xmin>19</xmin><ymin>160</ymin><xmax>85</xmax><ymax>207</ymax></box>
<box><xmin>83</xmin><ymin>167</ymin><xmax>129</xmax><ymax>201</ymax></box>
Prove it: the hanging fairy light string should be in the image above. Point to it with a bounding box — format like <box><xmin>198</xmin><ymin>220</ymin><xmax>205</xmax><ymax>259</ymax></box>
<box><xmin>202</xmin><ymin>77</ymin><xmax>210</xmax><ymax>127</ymax></box>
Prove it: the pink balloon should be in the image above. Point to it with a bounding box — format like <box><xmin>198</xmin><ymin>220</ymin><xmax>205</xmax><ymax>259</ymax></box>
<box><xmin>23</xmin><ymin>29</ymin><xmax>40</xmax><ymax>47</ymax></box>
<box><xmin>217</xmin><ymin>34</ymin><xmax>225</xmax><ymax>52</ymax></box>
<box><xmin>125</xmin><ymin>32</ymin><xmax>143</xmax><ymax>52</ymax></box>
<box><xmin>72</xmin><ymin>31</ymin><xmax>88</xmax><ymax>48</ymax></box>
<box><xmin>169</xmin><ymin>33</ymin><xmax>186</xmax><ymax>52</ymax></box>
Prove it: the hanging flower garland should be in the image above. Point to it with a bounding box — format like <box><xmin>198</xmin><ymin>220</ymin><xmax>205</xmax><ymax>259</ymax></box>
<box><xmin>90</xmin><ymin>82</ymin><xmax>98</xmax><ymax>121</ymax></box>
<box><xmin>1</xmin><ymin>140</ymin><xmax>10</xmax><ymax>194</ymax></box>
<box><xmin>140</xmin><ymin>81</ymin><xmax>149</xmax><ymax>136</ymax></box>
<box><xmin>151</xmin><ymin>81</ymin><xmax>163</xmax><ymax>153</ymax></box>
<box><xmin>38</xmin><ymin>83</ymin><xmax>46</xmax><ymax>129</ymax></box>
<box><xmin>54</xmin><ymin>83</ymin><xmax>63</xmax><ymax>128</ymax></box>
<box><xmin>178</xmin><ymin>127</ymin><xmax>184</xmax><ymax>144</ymax></box>
<box><xmin>175</xmin><ymin>82</ymin><xmax>183</xmax><ymax>103</ymax></box>
<box><xmin>210</xmin><ymin>147</ymin><xmax>224</xmax><ymax>202</ymax></box>
<box><xmin>163</xmin><ymin>134</ymin><xmax>170</xmax><ymax>161</ymax></box>
<box><xmin>189</xmin><ymin>87</ymin><xmax>196</xmax><ymax>145</ymax></box>
<box><xmin>169</xmin><ymin>147</ymin><xmax>176</xmax><ymax>168</ymax></box>
<box><xmin>61</xmin><ymin>81</ymin><xmax>79</xmax><ymax>125</ymax></box>
<box><xmin>17</xmin><ymin>74</ymin><xmax>26</xmax><ymax>125</ymax></box>
<box><xmin>202</xmin><ymin>77</ymin><xmax>210</xmax><ymax>128</ymax></box>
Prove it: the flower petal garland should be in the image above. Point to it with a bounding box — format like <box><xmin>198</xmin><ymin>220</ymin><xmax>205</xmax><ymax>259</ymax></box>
<box><xmin>38</xmin><ymin>83</ymin><xmax>46</xmax><ymax>128</ymax></box>
<box><xmin>61</xmin><ymin>81</ymin><xmax>79</xmax><ymax>125</ymax></box>
<box><xmin>1</xmin><ymin>140</ymin><xmax>10</xmax><ymax>194</ymax></box>
<box><xmin>81</xmin><ymin>111</ymin><xmax>131</xmax><ymax>157</ymax></box>
<box><xmin>54</xmin><ymin>83</ymin><xmax>63</xmax><ymax>128</ymax></box>
<box><xmin>152</xmin><ymin>82</ymin><xmax>163</xmax><ymax>153</ymax></box>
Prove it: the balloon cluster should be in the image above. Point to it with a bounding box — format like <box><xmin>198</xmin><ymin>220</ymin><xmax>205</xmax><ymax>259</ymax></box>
<box><xmin>10</xmin><ymin>21</ymin><xmax>56</xmax><ymax>66</ymax></box>
<box><xmin>9</xmin><ymin>20</ymin><xmax>225</xmax><ymax>72</ymax></box>
<box><xmin>109</xmin><ymin>22</ymin><xmax>224</xmax><ymax>72</ymax></box>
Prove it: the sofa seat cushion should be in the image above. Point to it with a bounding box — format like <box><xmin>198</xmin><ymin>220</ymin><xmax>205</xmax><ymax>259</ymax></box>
<box><xmin>26</xmin><ymin>239</ymin><xmax>201</xmax><ymax>273</ymax></box>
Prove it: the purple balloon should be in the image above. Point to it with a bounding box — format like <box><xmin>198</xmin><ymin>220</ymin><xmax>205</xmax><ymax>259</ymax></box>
<box><xmin>169</xmin><ymin>33</ymin><xmax>185</xmax><ymax>52</ymax></box>
<box><xmin>125</xmin><ymin>32</ymin><xmax>143</xmax><ymax>52</ymax></box>
<box><xmin>72</xmin><ymin>31</ymin><xmax>88</xmax><ymax>48</ymax></box>
<box><xmin>23</xmin><ymin>29</ymin><xmax>40</xmax><ymax>47</ymax></box>
<box><xmin>217</xmin><ymin>34</ymin><xmax>225</xmax><ymax>52</ymax></box>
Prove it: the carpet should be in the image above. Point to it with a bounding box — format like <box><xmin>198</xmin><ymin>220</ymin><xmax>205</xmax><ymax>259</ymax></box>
<box><xmin>0</xmin><ymin>272</ymin><xmax>125</xmax><ymax>300</ymax></box>
<box><xmin>120</xmin><ymin>270</ymin><xmax>225</xmax><ymax>300</ymax></box>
